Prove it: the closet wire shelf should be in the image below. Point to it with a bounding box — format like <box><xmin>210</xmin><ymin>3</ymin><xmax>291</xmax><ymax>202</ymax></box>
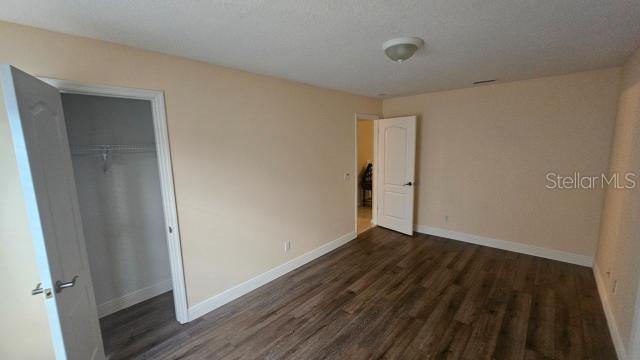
<box><xmin>70</xmin><ymin>144</ymin><xmax>156</xmax><ymax>155</ymax></box>
<box><xmin>70</xmin><ymin>144</ymin><xmax>156</xmax><ymax>173</ymax></box>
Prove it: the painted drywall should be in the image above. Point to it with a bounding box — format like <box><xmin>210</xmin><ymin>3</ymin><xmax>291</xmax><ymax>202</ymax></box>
<box><xmin>383</xmin><ymin>68</ymin><xmax>621</xmax><ymax>258</ymax></box>
<box><xmin>62</xmin><ymin>94</ymin><xmax>171</xmax><ymax>313</ymax></box>
<box><xmin>356</xmin><ymin>120</ymin><xmax>374</xmax><ymax>205</ymax></box>
<box><xmin>0</xmin><ymin>21</ymin><xmax>380</xmax><ymax>357</ymax></box>
<box><xmin>2</xmin><ymin>1</ymin><xmax>640</xmax><ymax>97</ymax></box>
<box><xmin>595</xmin><ymin>47</ymin><xmax>640</xmax><ymax>359</ymax></box>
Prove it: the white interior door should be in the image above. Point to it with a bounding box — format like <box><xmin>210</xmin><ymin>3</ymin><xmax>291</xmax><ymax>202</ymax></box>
<box><xmin>376</xmin><ymin>116</ymin><xmax>416</xmax><ymax>235</ymax></box>
<box><xmin>1</xmin><ymin>65</ymin><xmax>105</xmax><ymax>359</ymax></box>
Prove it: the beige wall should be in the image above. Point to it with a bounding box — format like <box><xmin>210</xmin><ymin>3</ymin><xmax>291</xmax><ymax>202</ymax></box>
<box><xmin>383</xmin><ymin>68</ymin><xmax>621</xmax><ymax>257</ymax></box>
<box><xmin>356</xmin><ymin>120</ymin><xmax>374</xmax><ymax>202</ymax></box>
<box><xmin>0</xmin><ymin>21</ymin><xmax>380</xmax><ymax>358</ymax></box>
<box><xmin>596</xmin><ymin>47</ymin><xmax>640</xmax><ymax>358</ymax></box>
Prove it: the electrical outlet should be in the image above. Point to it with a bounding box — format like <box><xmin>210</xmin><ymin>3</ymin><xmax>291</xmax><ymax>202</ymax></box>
<box><xmin>344</xmin><ymin>172</ymin><xmax>351</xmax><ymax>181</ymax></box>
<box><xmin>284</xmin><ymin>240</ymin><xmax>291</xmax><ymax>253</ymax></box>
<box><xmin>612</xmin><ymin>280</ymin><xmax>618</xmax><ymax>294</ymax></box>
<box><xmin>444</xmin><ymin>215</ymin><xmax>449</xmax><ymax>224</ymax></box>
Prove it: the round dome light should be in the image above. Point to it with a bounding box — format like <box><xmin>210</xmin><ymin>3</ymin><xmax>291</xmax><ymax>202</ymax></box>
<box><xmin>382</xmin><ymin>37</ymin><xmax>424</xmax><ymax>63</ymax></box>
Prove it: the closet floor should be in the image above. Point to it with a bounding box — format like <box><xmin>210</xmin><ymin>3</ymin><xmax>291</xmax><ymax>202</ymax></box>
<box><xmin>99</xmin><ymin>227</ymin><xmax>617</xmax><ymax>359</ymax></box>
<box><xmin>99</xmin><ymin>291</ymin><xmax>179</xmax><ymax>359</ymax></box>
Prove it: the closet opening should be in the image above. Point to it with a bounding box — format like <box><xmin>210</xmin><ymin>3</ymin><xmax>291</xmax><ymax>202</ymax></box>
<box><xmin>42</xmin><ymin>78</ymin><xmax>189</xmax><ymax>355</ymax></box>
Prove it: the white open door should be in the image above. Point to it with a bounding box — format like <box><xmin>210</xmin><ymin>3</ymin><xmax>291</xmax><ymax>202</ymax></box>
<box><xmin>1</xmin><ymin>65</ymin><xmax>105</xmax><ymax>359</ymax></box>
<box><xmin>376</xmin><ymin>116</ymin><xmax>416</xmax><ymax>235</ymax></box>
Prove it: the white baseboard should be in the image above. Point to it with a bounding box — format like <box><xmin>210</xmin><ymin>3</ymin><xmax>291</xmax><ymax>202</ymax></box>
<box><xmin>594</xmin><ymin>264</ymin><xmax>627</xmax><ymax>360</ymax></box>
<box><xmin>97</xmin><ymin>279</ymin><xmax>172</xmax><ymax>318</ymax></box>
<box><xmin>414</xmin><ymin>225</ymin><xmax>593</xmax><ymax>267</ymax></box>
<box><xmin>188</xmin><ymin>231</ymin><xmax>357</xmax><ymax>321</ymax></box>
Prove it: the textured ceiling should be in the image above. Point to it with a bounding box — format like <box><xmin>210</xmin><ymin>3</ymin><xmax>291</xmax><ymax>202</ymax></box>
<box><xmin>1</xmin><ymin>0</ymin><xmax>639</xmax><ymax>97</ymax></box>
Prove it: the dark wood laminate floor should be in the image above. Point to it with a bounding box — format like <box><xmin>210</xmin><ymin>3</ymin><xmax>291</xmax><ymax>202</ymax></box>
<box><xmin>100</xmin><ymin>227</ymin><xmax>617</xmax><ymax>359</ymax></box>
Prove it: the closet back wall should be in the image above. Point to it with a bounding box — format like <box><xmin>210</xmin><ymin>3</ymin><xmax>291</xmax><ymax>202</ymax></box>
<box><xmin>62</xmin><ymin>94</ymin><xmax>171</xmax><ymax>316</ymax></box>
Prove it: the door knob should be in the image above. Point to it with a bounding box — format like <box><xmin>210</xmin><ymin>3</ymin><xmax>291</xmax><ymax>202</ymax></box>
<box><xmin>55</xmin><ymin>275</ymin><xmax>79</xmax><ymax>293</ymax></box>
<box><xmin>403</xmin><ymin>182</ymin><xmax>413</xmax><ymax>186</ymax></box>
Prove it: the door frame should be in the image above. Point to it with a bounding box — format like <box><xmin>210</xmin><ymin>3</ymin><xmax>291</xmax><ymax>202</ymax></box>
<box><xmin>39</xmin><ymin>77</ymin><xmax>189</xmax><ymax>324</ymax></box>
<box><xmin>630</xmin><ymin>277</ymin><xmax>640</xmax><ymax>359</ymax></box>
<box><xmin>354</xmin><ymin>113</ymin><xmax>380</xmax><ymax>234</ymax></box>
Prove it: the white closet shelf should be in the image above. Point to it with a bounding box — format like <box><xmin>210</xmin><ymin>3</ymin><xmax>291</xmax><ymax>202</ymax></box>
<box><xmin>70</xmin><ymin>144</ymin><xmax>156</xmax><ymax>155</ymax></box>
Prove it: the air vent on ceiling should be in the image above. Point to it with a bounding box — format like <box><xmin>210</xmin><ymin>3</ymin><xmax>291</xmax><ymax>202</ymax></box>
<box><xmin>473</xmin><ymin>79</ymin><xmax>497</xmax><ymax>85</ymax></box>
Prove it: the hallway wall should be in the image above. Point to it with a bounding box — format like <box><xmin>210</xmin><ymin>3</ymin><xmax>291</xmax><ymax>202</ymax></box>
<box><xmin>357</xmin><ymin>120</ymin><xmax>374</xmax><ymax>205</ymax></box>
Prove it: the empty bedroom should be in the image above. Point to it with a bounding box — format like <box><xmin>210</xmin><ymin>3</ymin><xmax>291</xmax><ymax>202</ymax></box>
<box><xmin>1</xmin><ymin>1</ymin><xmax>640</xmax><ymax>359</ymax></box>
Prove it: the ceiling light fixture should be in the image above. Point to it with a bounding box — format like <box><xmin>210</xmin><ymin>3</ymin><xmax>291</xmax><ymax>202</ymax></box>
<box><xmin>382</xmin><ymin>37</ymin><xmax>424</xmax><ymax>63</ymax></box>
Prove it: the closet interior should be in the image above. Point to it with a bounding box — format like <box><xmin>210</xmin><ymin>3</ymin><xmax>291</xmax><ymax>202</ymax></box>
<box><xmin>62</xmin><ymin>93</ymin><xmax>172</xmax><ymax>320</ymax></box>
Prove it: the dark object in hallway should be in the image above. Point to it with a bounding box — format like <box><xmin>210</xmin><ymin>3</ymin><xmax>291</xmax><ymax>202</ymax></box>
<box><xmin>361</xmin><ymin>163</ymin><xmax>373</xmax><ymax>207</ymax></box>
<box><xmin>100</xmin><ymin>227</ymin><xmax>617</xmax><ymax>359</ymax></box>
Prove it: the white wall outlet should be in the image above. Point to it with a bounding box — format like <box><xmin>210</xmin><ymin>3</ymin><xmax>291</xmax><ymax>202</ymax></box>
<box><xmin>284</xmin><ymin>240</ymin><xmax>291</xmax><ymax>253</ymax></box>
<box><xmin>444</xmin><ymin>215</ymin><xmax>449</xmax><ymax>223</ymax></box>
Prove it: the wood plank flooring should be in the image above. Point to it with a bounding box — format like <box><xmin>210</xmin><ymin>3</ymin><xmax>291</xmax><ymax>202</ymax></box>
<box><xmin>100</xmin><ymin>227</ymin><xmax>617</xmax><ymax>359</ymax></box>
<box><xmin>357</xmin><ymin>206</ymin><xmax>374</xmax><ymax>234</ymax></box>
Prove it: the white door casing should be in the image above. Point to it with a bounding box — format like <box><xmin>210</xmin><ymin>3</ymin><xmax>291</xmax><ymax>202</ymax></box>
<box><xmin>376</xmin><ymin>116</ymin><xmax>416</xmax><ymax>235</ymax></box>
<box><xmin>1</xmin><ymin>65</ymin><xmax>105</xmax><ymax>359</ymax></box>
<box><xmin>39</xmin><ymin>76</ymin><xmax>189</xmax><ymax>324</ymax></box>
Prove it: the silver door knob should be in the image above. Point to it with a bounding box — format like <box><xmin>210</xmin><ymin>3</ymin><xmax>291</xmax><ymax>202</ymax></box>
<box><xmin>55</xmin><ymin>275</ymin><xmax>79</xmax><ymax>293</ymax></box>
